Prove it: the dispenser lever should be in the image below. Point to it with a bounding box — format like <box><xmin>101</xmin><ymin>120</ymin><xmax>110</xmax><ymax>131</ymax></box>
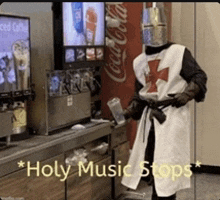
<box><xmin>75</xmin><ymin>83</ymin><xmax>81</xmax><ymax>93</ymax></box>
<box><xmin>64</xmin><ymin>85</ymin><xmax>71</xmax><ymax>95</ymax></box>
<box><xmin>85</xmin><ymin>81</ymin><xmax>92</xmax><ymax>92</ymax></box>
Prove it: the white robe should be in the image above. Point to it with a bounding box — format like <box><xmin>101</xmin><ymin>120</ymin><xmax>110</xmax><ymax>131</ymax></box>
<box><xmin>121</xmin><ymin>44</ymin><xmax>191</xmax><ymax>197</ymax></box>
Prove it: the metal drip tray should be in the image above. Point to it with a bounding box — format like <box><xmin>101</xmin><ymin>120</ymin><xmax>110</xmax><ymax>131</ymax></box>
<box><xmin>0</xmin><ymin>143</ymin><xmax>17</xmax><ymax>151</ymax></box>
<box><xmin>47</xmin><ymin>92</ymin><xmax>91</xmax><ymax>134</ymax></box>
<box><xmin>117</xmin><ymin>191</ymin><xmax>147</xmax><ymax>200</ymax></box>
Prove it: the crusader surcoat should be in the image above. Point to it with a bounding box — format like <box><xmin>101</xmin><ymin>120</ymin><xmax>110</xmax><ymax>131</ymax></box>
<box><xmin>121</xmin><ymin>44</ymin><xmax>191</xmax><ymax>196</ymax></box>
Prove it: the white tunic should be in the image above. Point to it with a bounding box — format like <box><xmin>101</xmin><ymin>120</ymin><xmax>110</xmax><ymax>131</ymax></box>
<box><xmin>121</xmin><ymin>44</ymin><xmax>191</xmax><ymax>197</ymax></box>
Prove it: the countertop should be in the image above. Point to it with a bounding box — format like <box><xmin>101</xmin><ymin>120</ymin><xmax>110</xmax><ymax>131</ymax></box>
<box><xmin>0</xmin><ymin>121</ymin><xmax>114</xmax><ymax>178</ymax></box>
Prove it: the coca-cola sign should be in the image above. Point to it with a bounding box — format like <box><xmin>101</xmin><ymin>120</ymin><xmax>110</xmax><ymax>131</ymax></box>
<box><xmin>104</xmin><ymin>2</ymin><xmax>128</xmax><ymax>83</ymax></box>
<box><xmin>101</xmin><ymin>2</ymin><xmax>143</xmax><ymax>148</ymax></box>
<box><xmin>101</xmin><ymin>2</ymin><xmax>172</xmax><ymax>148</ymax></box>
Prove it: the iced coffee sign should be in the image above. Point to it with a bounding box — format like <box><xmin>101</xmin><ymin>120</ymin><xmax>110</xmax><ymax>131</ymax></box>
<box><xmin>0</xmin><ymin>20</ymin><xmax>28</xmax><ymax>33</ymax></box>
<box><xmin>0</xmin><ymin>16</ymin><xmax>30</xmax><ymax>92</ymax></box>
<box><xmin>0</xmin><ymin>17</ymin><xmax>29</xmax><ymax>46</ymax></box>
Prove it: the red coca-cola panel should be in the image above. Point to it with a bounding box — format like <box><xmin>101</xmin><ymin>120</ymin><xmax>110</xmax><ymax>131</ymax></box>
<box><xmin>101</xmin><ymin>2</ymin><xmax>172</xmax><ymax>148</ymax></box>
<box><xmin>101</xmin><ymin>2</ymin><xmax>143</xmax><ymax>148</ymax></box>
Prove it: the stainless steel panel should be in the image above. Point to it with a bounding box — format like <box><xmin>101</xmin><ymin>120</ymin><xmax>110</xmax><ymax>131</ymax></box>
<box><xmin>0</xmin><ymin>112</ymin><xmax>13</xmax><ymax>138</ymax></box>
<box><xmin>47</xmin><ymin>92</ymin><xmax>91</xmax><ymax>133</ymax></box>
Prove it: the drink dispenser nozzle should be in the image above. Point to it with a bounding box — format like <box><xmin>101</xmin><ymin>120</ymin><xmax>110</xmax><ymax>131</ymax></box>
<box><xmin>89</xmin><ymin>75</ymin><xmax>101</xmax><ymax>97</ymax></box>
<box><xmin>0</xmin><ymin>101</ymin><xmax>3</xmax><ymax>109</ymax></box>
<box><xmin>2</xmin><ymin>103</ymin><xmax>7</xmax><ymax>111</ymax></box>
<box><xmin>75</xmin><ymin>83</ymin><xmax>81</xmax><ymax>93</ymax></box>
<box><xmin>85</xmin><ymin>81</ymin><xmax>92</xmax><ymax>92</ymax></box>
<box><xmin>64</xmin><ymin>74</ymin><xmax>71</xmax><ymax>95</ymax></box>
<box><xmin>7</xmin><ymin>96</ymin><xmax>14</xmax><ymax>109</ymax></box>
<box><xmin>59</xmin><ymin>80</ymin><xmax>63</xmax><ymax>96</ymax></box>
<box><xmin>64</xmin><ymin>84</ymin><xmax>71</xmax><ymax>95</ymax></box>
<box><xmin>83</xmin><ymin>71</ymin><xmax>92</xmax><ymax>92</ymax></box>
<box><xmin>92</xmin><ymin>77</ymin><xmax>101</xmax><ymax>88</ymax></box>
<box><xmin>74</xmin><ymin>72</ymin><xmax>82</xmax><ymax>93</ymax></box>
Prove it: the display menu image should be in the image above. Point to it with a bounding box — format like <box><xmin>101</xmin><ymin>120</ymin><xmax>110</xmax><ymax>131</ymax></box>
<box><xmin>0</xmin><ymin>15</ymin><xmax>30</xmax><ymax>93</ymax></box>
<box><xmin>63</xmin><ymin>2</ymin><xmax>105</xmax><ymax>46</ymax></box>
<box><xmin>65</xmin><ymin>48</ymin><xmax>75</xmax><ymax>63</ymax></box>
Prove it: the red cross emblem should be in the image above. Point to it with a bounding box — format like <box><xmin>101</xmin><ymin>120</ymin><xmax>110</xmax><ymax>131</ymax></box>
<box><xmin>146</xmin><ymin>60</ymin><xmax>169</xmax><ymax>93</ymax></box>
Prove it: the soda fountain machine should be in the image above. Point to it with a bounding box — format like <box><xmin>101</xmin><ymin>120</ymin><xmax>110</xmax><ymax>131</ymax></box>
<box><xmin>45</xmin><ymin>68</ymin><xmax>95</xmax><ymax>134</ymax></box>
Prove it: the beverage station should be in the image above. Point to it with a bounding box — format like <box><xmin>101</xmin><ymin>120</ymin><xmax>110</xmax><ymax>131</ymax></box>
<box><xmin>0</xmin><ymin>2</ymin><xmax>129</xmax><ymax>200</ymax></box>
<box><xmin>26</xmin><ymin>2</ymin><xmax>106</xmax><ymax>136</ymax></box>
<box><xmin>0</xmin><ymin>2</ymin><xmax>217</xmax><ymax>200</ymax></box>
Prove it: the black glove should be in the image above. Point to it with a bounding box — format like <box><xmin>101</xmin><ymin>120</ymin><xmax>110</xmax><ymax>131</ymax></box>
<box><xmin>123</xmin><ymin>109</ymin><xmax>131</xmax><ymax>120</ymax></box>
<box><xmin>123</xmin><ymin>99</ymin><xmax>147</xmax><ymax>120</ymax></box>
<box><xmin>168</xmin><ymin>82</ymin><xmax>200</xmax><ymax>108</ymax></box>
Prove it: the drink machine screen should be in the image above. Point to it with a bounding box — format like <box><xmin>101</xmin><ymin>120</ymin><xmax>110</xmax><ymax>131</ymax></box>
<box><xmin>0</xmin><ymin>15</ymin><xmax>30</xmax><ymax>95</ymax></box>
<box><xmin>62</xmin><ymin>2</ymin><xmax>105</xmax><ymax>63</ymax></box>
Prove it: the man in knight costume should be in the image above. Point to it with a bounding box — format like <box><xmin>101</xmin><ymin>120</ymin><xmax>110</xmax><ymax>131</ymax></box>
<box><xmin>121</xmin><ymin>5</ymin><xmax>207</xmax><ymax>200</ymax></box>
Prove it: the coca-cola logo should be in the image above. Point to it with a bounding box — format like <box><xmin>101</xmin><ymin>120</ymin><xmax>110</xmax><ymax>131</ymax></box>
<box><xmin>104</xmin><ymin>2</ymin><xmax>128</xmax><ymax>83</ymax></box>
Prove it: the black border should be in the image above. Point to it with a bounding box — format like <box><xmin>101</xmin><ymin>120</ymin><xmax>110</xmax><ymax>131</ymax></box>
<box><xmin>191</xmin><ymin>164</ymin><xmax>220</xmax><ymax>175</ymax></box>
<box><xmin>52</xmin><ymin>2</ymin><xmax>106</xmax><ymax>70</ymax></box>
<box><xmin>0</xmin><ymin>13</ymin><xmax>32</xmax><ymax>100</ymax></box>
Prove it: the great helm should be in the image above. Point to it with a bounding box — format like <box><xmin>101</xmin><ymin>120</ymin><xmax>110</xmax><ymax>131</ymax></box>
<box><xmin>142</xmin><ymin>6</ymin><xmax>168</xmax><ymax>47</ymax></box>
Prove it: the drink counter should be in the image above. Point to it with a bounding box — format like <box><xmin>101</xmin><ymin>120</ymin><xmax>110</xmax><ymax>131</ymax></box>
<box><xmin>0</xmin><ymin>121</ymin><xmax>129</xmax><ymax>200</ymax></box>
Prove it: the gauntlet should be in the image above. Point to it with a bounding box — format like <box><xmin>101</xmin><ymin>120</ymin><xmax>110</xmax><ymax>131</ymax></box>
<box><xmin>168</xmin><ymin>81</ymin><xmax>200</xmax><ymax>108</ymax></box>
<box><xmin>123</xmin><ymin>99</ymin><xmax>147</xmax><ymax>120</ymax></box>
